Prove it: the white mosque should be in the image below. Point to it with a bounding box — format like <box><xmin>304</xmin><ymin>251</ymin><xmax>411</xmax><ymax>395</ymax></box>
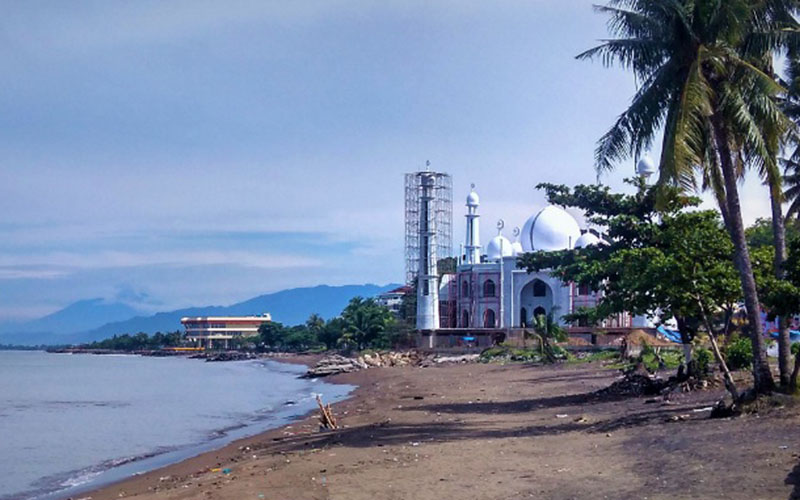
<box><xmin>414</xmin><ymin>185</ymin><xmax>652</xmax><ymax>348</ymax></box>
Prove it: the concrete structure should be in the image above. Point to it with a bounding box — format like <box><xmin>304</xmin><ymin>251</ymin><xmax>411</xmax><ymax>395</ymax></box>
<box><xmin>416</xmin><ymin>172</ymin><xmax>441</xmax><ymax>334</ymax></box>
<box><xmin>181</xmin><ymin>314</ymin><xmax>271</xmax><ymax>349</ymax></box>
<box><xmin>404</xmin><ymin>169</ymin><xmax>452</xmax><ymax>284</ymax></box>
<box><xmin>376</xmin><ymin>285</ymin><xmax>412</xmax><ymax>316</ymax></box>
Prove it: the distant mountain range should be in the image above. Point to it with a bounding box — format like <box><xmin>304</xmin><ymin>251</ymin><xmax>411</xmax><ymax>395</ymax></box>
<box><xmin>0</xmin><ymin>283</ymin><xmax>400</xmax><ymax>346</ymax></box>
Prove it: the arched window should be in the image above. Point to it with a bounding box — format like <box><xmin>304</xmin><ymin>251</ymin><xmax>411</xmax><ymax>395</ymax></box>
<box><xmin>483</xmin><ymin>279</ymin><xmax>496</xmax><ymax>297</ymax></box>
<box><xmin>533</xmin><ymin>306</ymin><xmax>547</xmax><ymax>319</ymax></box>
<box><xmin>462</xmin><ymin>280</ymin><xmax>470</xmax><ymax>298</ymax></box>
<box><xmin>533</xmin><ymin>280</ymin><xmax>547</xmax><ymax>297</ymax></box>
<box><xmin>462</xmin><ymin>310</ymin><xmax>470</xmax><ymax>328</ymax></box>
<box><xmin>484</xmin><ymin>309</ymin><xmax>496</xmax><ymax>328</ymax></box>
<box><xmin>520</xmin><ymin>307</ymin><xmax>528</xmax><ymax>328</ymax></box>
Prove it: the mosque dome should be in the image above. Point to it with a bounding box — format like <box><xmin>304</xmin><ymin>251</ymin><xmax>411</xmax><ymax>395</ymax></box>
<box><xmin>575</xmin><ymin>232</ymin><xmax>601</xmax><ymax>248</ymax></box>
<box><xmin>511</xmin><ymin>241</ymin><xmax>524</xmax><ymax>256</ymax></box>
<box><xmin>466</xmin><ymin>190</ymin><xmax>480</xmax><ymax>207</ymax></box>
<box><xmin>636</xmin><ymin>156</ymin><xmax>657</xmax><ymax>178</ymax></box>
<box><xmin>521</xmin><ymin>205</ymin><xmax>582</xmax><ymax>252</ymax></box>
<box><xmin>487</xmin><ymin>235</ymin><xmax>513</xmax><ymax>260</ymax></box>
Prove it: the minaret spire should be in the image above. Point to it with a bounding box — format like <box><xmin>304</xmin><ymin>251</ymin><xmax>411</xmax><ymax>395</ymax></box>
<box><xmin>465</xmin><ymin>184</ymin><xmax>481</xmax><ymax>264</ymax></box>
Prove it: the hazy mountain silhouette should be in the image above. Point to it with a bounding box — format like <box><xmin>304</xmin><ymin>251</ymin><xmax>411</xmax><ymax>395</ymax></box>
<box><xmin>0</xmin><ymin>283</ymin><xmax>400</xmax><ymax>346</ymax></box>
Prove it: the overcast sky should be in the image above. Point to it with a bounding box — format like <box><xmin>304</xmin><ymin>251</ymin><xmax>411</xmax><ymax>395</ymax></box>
<box><xmin>0</xmin><ymin>1</ymin><xmax>772</xmax><ymax>321</ymax></box>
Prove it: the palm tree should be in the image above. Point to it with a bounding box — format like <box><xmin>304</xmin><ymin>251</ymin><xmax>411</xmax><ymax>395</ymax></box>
<box><xmin>580</xmin><ymin>0</ymin><xmax>800</xmax><ymax>394</ymax></box>
<box><xmin>530</xmin><ymin>311</ymin><xmax>567</xmax><ymax>363</ymax></box>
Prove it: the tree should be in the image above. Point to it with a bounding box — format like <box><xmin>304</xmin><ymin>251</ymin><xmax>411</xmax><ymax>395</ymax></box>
<box><xmin>519</xmin><ymin>182</ymin><xmax>742</xmax><ymax>398</ymax></box>
<box><xmin>258</xmin><ymin>322</ymin><xmax>287</xmax><ymax>350</ymax></box>
<box><xmin>580</xmin><ymin>0</ymin><xmax>800</xmax><ymax>394</ymax></box>
<box><xmin>530</xmin><ymin>310</ymin><xmax>567</xmax><ymax>363</ymax></box>
<box><xmin>318</xmin><ymin>317</ymin><xmax>345</xmax><ymax>350</ymax></box>
<box><xmin>340</xmin><ymin>297</ymin><xmax>396</xmax><ymax>350</ymax></box>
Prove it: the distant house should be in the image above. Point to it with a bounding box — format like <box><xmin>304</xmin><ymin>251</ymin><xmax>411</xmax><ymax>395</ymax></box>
<box><xmin>181</xmin><ymin>314</ymin><xmax>271</xmax><ymax>349</ymax></box>
<box><xmin>376</xmin><ymin>286</ymin><xmax>412</xmax><ymax>316</ymax></box>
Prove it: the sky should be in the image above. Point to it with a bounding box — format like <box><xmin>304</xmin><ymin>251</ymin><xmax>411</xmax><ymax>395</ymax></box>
<box><xmin>0</xmin><ymin>1</ymin><xmax>772</xmax><ymax>321</ymax></box>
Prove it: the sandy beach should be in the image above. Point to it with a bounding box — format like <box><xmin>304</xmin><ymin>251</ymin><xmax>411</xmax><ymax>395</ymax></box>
<box><xmin>81</xmin><ymin>360</ymin><xmax>800</xmax><ymax>500</ymax></box>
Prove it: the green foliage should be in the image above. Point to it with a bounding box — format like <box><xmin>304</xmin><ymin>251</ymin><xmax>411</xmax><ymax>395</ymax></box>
<box><xmin>693</xmin><ymin>347</ymin><xmax>713</xmax><ymax>375</ymax></box>
<box><xmin>82</xmin><ymin>331</ymin><xmax>185</xmax><ymax>351</ymax></box>
<box><xmin>639</xmin><ymin>348</ymin><xmax>683</xmax><ymax>373</ymax></box>
<box><xmin>724</xmin><ymin>334</ymin><xmax>754</xmax><ymax>371</ymax></box>
<box><xmin>518</xmin><ymin>183</ymin><xmax>740</xmax><ymax>344</ymax></box>
<box><xmin>479</xmin><ymin>346</ymin><xmax>543</xmax><ymax>364</ymax></box>
<box><xmin>340</xmin><ymin>297</ymin><xmax>397</xmax><ymax>350</ymax></box>
<box><xmin>746</xmin><ymin>218</ymin><xmax>800</xmax><ymax>249</ymax></box>
<box><xmin>569</xmin><ymin>350</ymin><xmax>621</xmax><ymax>364</ymax></box>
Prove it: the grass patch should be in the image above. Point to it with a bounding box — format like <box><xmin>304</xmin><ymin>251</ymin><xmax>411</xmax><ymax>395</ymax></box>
<box><xmin>480</xmin><ymin>346</ymin><xmax>544</xmax><ymax>364</ymax></box>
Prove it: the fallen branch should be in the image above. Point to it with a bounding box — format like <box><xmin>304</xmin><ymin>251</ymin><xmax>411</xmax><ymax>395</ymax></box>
<box><xmin>316</xmin><ymin>395</ymin><xmax>338</xmax><ymax>430</ymax></box>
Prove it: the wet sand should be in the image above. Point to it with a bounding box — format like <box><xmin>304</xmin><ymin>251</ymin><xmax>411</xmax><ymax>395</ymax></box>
<box><xmin>82</xmin><ymin>361</ymin><xmax>800</xmax><ymax>500</ymax></box>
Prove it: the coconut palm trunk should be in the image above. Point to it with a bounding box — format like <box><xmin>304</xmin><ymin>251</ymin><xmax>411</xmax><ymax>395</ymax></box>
<box><xmin>712</xmin><ymin>114</ymin><xmax>776</xmax><ymax>393</ymax></box>
<box><xmin>770</xmin><ymin>185</ymin><xmax>794</xmax><ymax>387</ymax></box>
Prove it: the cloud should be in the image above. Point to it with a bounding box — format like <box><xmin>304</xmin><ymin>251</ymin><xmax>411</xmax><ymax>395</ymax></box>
<box><xmin>0</xmin><ymin>250</ymin><xmax>321</xmax><ymax>273</ymax></box>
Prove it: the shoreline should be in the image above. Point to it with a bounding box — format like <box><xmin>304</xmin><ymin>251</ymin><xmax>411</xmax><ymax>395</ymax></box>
<box><xmin>24</xmin><ymin>353</ymin><xmax>344</xmax><ymax>500</ymax></box>
<box><xmin>65</xmin><ymin>360</ymin><xmax>800</xmax><ymax>500</ymax></box>
<box><xmin>77</xmin><ymin>355</ymin><xmax>367</xmax><ymax>500</ymax></box>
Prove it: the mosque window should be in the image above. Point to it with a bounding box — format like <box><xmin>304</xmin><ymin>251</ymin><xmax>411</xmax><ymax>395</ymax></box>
<box><xmin>462</xmin><ymin>310</ymin><xmax>470</xmax><ymax>328</ymax></box>
<box><xmin>483</xmin><ymin>279</ymin><xmax>496</xmax><ymax>297</ymax></box>
<box><xmin>484</xmin><ymin>309</ymin><xmax>496</xmax><ymax>328</ymax></box>
<box><xmin>462</xmin><ymin>280</ymin><xmax>470</xmax><ymax>297</ymax></box>
<box><xmin>423</xmin><ymin>280</ymin><xmax>429</xmax><ymax>296</ymax></box>
<box><xmin>534</xmin><ymin>306</ymin><xmax>546</xmax><ymax>318</ymax></box>
<box><xmin>578</xmin><ymin>283</ymin><xmax>590</xmax><ymax>296</ymax></box>
<box><xmin>533</xmin><ymin>280</ymin><xmax>547</xmax><ymax>297</ymax></box>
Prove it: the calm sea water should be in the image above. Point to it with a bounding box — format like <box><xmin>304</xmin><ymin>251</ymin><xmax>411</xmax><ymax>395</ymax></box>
<box><xmin>0</xmin><ymin>351</ymin><xmax>353</xmax><ymax>500</ymax></box>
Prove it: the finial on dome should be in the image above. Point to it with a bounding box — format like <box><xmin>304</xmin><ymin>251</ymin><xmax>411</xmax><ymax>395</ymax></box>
<box><xmin>496</xmin><ymin>219</ymin><xmax>505</xmax><ymax>235</ymax></box>
<box><xmin>466</xmin><ymin>184</ymin><xmax>480</xmax><ymax>207</ymax></box>
<box><xmin>636</xmin><ymin>155</ymin><xmax>656</xmax><ymax>179</ymax></box>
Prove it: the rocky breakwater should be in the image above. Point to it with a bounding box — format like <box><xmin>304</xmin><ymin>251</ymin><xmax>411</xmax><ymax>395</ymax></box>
<box><xmin>303</xmin><ymin>351</ymin><xmax>479</xmax><ymax>378</ymax></box>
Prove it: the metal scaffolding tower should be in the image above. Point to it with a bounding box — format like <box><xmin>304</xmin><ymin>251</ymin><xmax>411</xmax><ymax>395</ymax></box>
<box><xmin>404</xmin><ymin>170</ymin><xmax>452</xmax><ymax>285</ymax></box>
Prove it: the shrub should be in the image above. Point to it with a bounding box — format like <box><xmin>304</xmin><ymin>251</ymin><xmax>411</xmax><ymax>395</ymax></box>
<box><xmin>724</xmin><ymin>334</ymin><xmax>753</xmax><ymax>371</ymax></box>
<box><xmin>693</xmin><ymin>347</ymin><xmax>712</xmax><ymax>375</ymax></box>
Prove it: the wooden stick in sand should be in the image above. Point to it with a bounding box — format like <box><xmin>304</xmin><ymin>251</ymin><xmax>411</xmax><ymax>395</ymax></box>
<box><xmin>316</xmin><ymin>395</ymin><xmax>338</xmax><ymax>430</ymax></box>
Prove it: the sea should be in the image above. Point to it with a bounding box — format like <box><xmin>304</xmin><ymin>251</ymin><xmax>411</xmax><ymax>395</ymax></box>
<box><xmin>0</xmin><ymin>350</ymin><xmax>354</xmax><ymax>500</ymax></box>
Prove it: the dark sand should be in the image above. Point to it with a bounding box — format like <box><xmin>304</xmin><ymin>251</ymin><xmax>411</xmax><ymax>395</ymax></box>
<box><xmin>82</xmin><ymin>361</ymin><xmax>800</xmax><ymax>500</ymax></box>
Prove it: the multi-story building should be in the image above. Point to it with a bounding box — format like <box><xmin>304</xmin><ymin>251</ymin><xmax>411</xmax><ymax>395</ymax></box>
<box><xmin>181</xmin><ymin>314</ymin><xmax>272</xmax><ymax>349</ymax></box>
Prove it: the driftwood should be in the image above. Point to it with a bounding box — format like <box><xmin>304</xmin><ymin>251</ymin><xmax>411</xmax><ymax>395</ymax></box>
<box><xmin>316</xmin><ymin>395</ymin><xmax>338</xmax><ymax>430</ymax></box>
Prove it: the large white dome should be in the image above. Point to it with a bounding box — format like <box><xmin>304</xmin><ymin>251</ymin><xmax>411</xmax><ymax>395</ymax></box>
<box><xmin>487</xmin><ymin>235</ymin><xmax>513</xmax><ymax>260</ymax></box>
<box><xmin>521</xmin><ymin>205</ymin><xmax>582</xmax><ymax>252</ymax></box>
<box><xmin>511</xmin><ymin>241</ymin><xmax>524</xmax><ymax>256</ymax></box>
<box><xmin>575</xmin><ymin>232</ymin><xmax>601</xmax><ymax>248</ymax></box>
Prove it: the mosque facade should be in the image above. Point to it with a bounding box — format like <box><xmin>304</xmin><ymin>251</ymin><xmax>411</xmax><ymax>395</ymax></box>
<box><xmin>423</xmin><ymin>187</ymin><xmax>643</xmax><ymax>335</ymax></box>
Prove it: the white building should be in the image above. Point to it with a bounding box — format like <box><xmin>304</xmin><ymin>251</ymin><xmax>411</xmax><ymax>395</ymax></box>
<box><xmin>181</xmin><ymin>314</ymin><xmax>272</xmax><ymax>349</ymax></box>
<box><xmin>431</xmin><ymin>187</ymin><xmax>643</xmax><ymax>337</ymax></box>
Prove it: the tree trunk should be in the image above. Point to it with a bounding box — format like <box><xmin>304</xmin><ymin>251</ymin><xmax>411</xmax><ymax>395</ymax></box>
<box><xmin>697</xmin><ymin>298</ymin><xmax>740</xmax><ymax>402</ymax></box>
<box><xmin>712</xmin><ymin>115</ymin><xmax>776</xmax><ymax>394</ymax></box>
<box><xmin>676</xmin><ymin>317</ymin><xmax>694</xmax><ymax>379</ymax></box>
<box><xmin>770</xmin><ymin>186</ymin><xmax>793</xmax><ymax>387</ymax></box>
<box><xmin>791</xmin><ymin>349</ymin><xmax>800</xmax><ymax>391</ymax></box>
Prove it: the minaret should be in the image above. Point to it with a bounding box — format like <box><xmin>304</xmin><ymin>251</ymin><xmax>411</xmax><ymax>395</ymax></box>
<box><xmin>465</xmin><ymin>185</ymin><xmax>481</xmax><ymax>264</ymax></box>
<box><xmin>416</xmin><ymin>173</ymin><xmax>440</xmax><ymax>331</ymax></box>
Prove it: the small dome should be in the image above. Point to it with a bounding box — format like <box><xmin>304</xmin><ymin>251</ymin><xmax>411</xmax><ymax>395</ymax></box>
<box><xmin>511</xmin><ymin>241</ymin><xmax>524</xmax><ymax>256</ymax></box>
<box><xmin>487</xmin><ymin>235</ymin><xmax>513</xmax><ymax>260</ymax></box>
<box><xmin>466</xmin><ymin>190</ymin><xmax>480</xmax><ymax>207</ymax></box>
<box><xmin>637</xmin><ymin>156</ymin><xmax>657</xmax><ymax>177</ymax></box>
<box><xmin>575</xmin><ymin>232</ymin><xmax>601</xmax><ymax>248</ymax></box>
<box><xmin>521</xmin><ymin>205</ymin><xmax>582</xmax><ymax>252</ymax></box>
